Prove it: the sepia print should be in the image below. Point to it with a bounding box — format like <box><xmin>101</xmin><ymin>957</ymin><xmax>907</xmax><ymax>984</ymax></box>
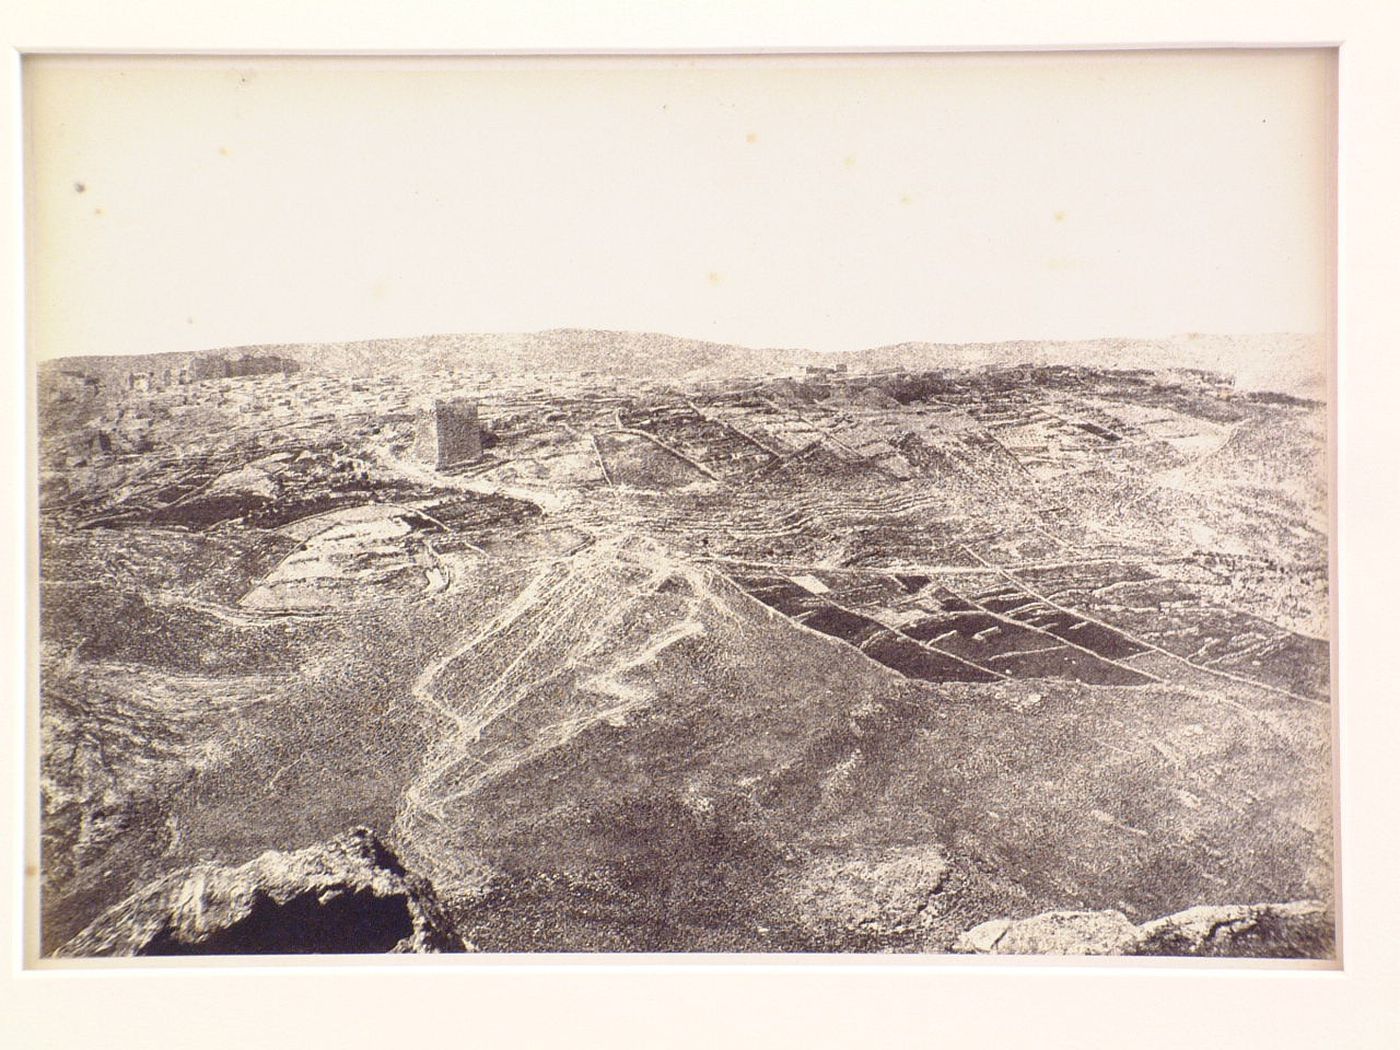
<box><xmin>28</xmin><ymin>52</ymin><xmax>1336</xmax><ymax>960</ymax></box>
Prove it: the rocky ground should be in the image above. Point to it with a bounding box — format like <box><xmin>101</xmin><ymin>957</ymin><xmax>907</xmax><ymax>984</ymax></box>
<box><xmin>55</xmin><ymin>827</ymin><xmax>463</xmax><ymax>956</ymax></box>
<box><xmin>35</xmin><ymin>338</ymin><xmax>1334</xmax><ymax>958</ymax></box>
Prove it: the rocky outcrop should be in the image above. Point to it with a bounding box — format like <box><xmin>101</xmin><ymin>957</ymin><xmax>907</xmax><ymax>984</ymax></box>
<box><xmin>781</xmin><ymin>845</ymin><xmax>951</xmax><ymax>945</ymax></box>
<box><xmin>55</xmin><ymin>827</ymin><xmax>467</xmax><ymax>957</ymax></box>
<box><xmin>955</xmin><ymin>909</ymin><xmax>1142</xmax><ymax>956</ymax></box>
<box><xmin>1133</xmin><ymin>901</ymin><xmax>1334</xmax><ymax>958</ymax></box>
<box><xmin>954</xmin><ymin>900</ymin><xmax>1332</xmax><ymax>959</ymax></box>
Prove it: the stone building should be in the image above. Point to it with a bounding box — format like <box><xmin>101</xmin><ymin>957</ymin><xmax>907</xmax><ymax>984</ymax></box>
<box><xmin>415</xmin><ymin>397</ymin><xmax>482</xmax><ymax>470</ymax></box>
<box><xmin>189</xmin><ymin>353</ymin><xmax>301</xmax><ymax>381</ymax></box>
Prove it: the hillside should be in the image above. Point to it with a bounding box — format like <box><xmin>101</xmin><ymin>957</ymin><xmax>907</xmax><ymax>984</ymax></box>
<box><xmin>36</xmin><ymin>335</ymin><xmax>1333</xmax><ymax>957</ymax></box>
<box><xmin>42</xmin><ymin>328</ymin><xmax>1326</xmax><ymax>398</ymax></box>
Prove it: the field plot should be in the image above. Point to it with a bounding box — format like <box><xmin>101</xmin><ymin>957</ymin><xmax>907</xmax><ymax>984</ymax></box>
<box><xmin>618</xmin><ymin>402</ymin><xmax>777</xmax><ymax>479</ymax></box>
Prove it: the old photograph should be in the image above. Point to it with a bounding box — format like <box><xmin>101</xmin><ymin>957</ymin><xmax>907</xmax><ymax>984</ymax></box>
<box><xmin>26</xmin><ymin>50</ymin><xmax>1336</xmax><ymax>960</ymax></box>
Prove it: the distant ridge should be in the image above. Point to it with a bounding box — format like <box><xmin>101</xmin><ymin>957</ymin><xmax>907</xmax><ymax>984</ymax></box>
<box><xmin>848</xmin><ymin>332</ymin><xmax>1326</xmax><ymax>397</ymax></box>
<box><xmin>42</xmin><ymin>328</ymin><xmax>1326</xmax><ymax>398</ymax></box>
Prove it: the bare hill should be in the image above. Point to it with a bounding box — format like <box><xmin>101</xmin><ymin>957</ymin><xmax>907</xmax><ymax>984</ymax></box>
<box><xmin>846</xmin><ymin>332</ymin><xmax>1326</xmax><ymax>398</ymax></box>
<box><xmin>43</xmin><ymin>328</ymin><xmax>1325</xmax><ymax>398</ymax></box>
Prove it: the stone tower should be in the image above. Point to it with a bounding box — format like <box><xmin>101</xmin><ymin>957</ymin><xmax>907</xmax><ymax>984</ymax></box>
<box><xmin>415</xmin><ymin>398</ymin><xmax>482</xmax><ymax>470</ymax></box>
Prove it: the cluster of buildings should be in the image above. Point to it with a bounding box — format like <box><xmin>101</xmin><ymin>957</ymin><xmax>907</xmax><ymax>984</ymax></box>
<box><xmin>49</xmin><ymin>346</ymin><xmax>492</xmax><ymax>475</ymax></box>
<box><xmin>188</xmin><ymin>353</ymin><xmax>302</xmax><ymax>382</ymax></box>
<box><xmin>122</xmin><ymin>353</ymin><xmax>302</xmax><ymax>393</ymax></box>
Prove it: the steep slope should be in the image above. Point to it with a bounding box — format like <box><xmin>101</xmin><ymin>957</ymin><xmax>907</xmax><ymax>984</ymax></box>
<box><xmin>375</xmin><ymin>534</ymin><xmax>1332</xmax><ymax>953</ymax></box>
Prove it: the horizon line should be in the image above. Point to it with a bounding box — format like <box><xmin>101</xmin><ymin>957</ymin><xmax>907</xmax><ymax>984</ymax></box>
<box><xmin>38</xmin><ymin>326</ymin><xmax>1325</xmax><ymax>366</ymax></box>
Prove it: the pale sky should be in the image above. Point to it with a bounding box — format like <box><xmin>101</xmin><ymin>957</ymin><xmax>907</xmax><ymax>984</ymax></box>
<box><xmin>25</xmin><ymin>50</ymin><xmax>1335</xmax><ymax>360</ymax></box>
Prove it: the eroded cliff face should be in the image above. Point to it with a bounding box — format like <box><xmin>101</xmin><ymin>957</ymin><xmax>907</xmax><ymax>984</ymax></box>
<box><xmin>55</xmin><ymin>828</ymin><xmax>466</xmax><ymax>957</ymax></box>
